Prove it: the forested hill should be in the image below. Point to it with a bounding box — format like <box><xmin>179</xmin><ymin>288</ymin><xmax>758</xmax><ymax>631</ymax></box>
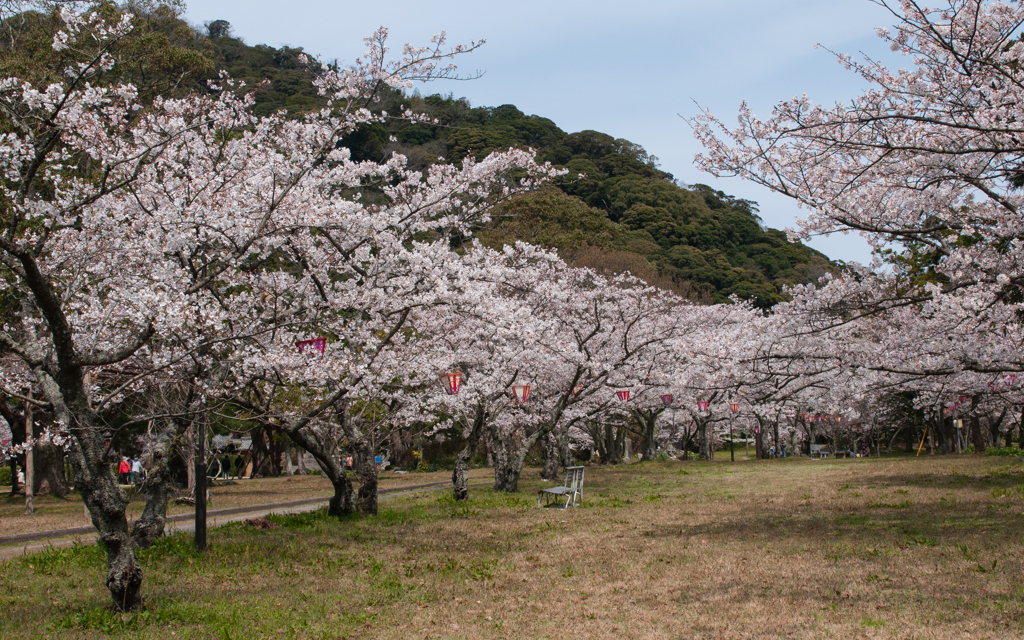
<box><xmin>222</xmin><ymin>40</ymin><xmax>838</xmax><ymax>307</ymax></box>
<box><xmin>398</xmin><ymin>100</ymin><xmax>835</xmax><ymax>307</ymax></box>
<box><xmin>2</xmin><ymin>9</ymin><xmax>835</xmax><ymax>308</ymax></box>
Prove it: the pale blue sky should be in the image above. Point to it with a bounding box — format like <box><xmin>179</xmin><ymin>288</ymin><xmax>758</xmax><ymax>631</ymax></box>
<box><xmin>182</xmin><ymin>0</ymin><xmax>908</xmax><ymax>264</ymax></box>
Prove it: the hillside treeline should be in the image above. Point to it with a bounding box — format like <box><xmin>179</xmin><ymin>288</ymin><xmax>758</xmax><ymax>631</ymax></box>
<box><xmin>0</xmin><ymin>4</ymin><xmax>836</xmax><ymax>307</ymax></box>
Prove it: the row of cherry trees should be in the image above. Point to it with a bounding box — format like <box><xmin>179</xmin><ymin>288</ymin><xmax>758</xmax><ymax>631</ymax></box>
<box><xmin>4</xmin><ymin>0</ymin><xmax>1024</xmax><ymax>611</ymax></box>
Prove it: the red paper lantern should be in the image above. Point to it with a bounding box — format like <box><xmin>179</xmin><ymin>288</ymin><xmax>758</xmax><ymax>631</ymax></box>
<box><xmin>295</xmin><ymin>336</ymin><xmax>327</xmax><ymax>355</ymax></box>
<box><xmin>441</xmin><ymin>372</ymin><xmax>462</xmax><ymax>395</ymax></box>
<box><xmin>730</xmin><ymin>402</ymin><xmax>739</xmax><ymax>413</ymax></box>
<box><xmin>616</xmin><ymin>389</ymin><xmax>631</xmax><ymax>402</ymax></box>
<box><xmin>660</xmin><ymin>394</ymin><xmax>673</xmax><ymax>407</ymax></box>
<box><xmin>512</xmin><ymin>384</ymin><xmax>530</xmax><ymax>403</ymax></box>
<box><xmin>697</xmin><ymin>400</ymin><xmax>709</xmax><ymax>412</ymax></box>
<box><xmin>572</xmin><ymin>383</ymin><xmax>584</xmax><ymax>396</ymax></box>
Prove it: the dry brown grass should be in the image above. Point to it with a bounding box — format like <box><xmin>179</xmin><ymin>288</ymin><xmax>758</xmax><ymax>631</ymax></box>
<box><xmin>1</xmin><ymin>455</ymin><xmax>1022</xmax><ymax>639</ymax></box>
<box><xmin>0</xmin><ymin>468</ymin><xmax>489</xmax><ymax>537</ymax></box>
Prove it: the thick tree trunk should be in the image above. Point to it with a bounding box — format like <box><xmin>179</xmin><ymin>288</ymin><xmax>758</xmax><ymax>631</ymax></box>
<box><xmin>754</xmin><ymin>428</ymin><xmax>764</xmax><ymax>459</ymax></box>
<box><xmin>557</xmin><ymin>426</ymin><xmax>572</xmax><ymax>469</ymax></box>
<box><xmin>490</xmin><ymin>432</ymin><xmax>520</xmax><ymax>492</ymax></box>
<box><xmin>989</xmin><ymin>410</ymin><xmax>1006</xmax><ymax>450</ymax></box>
<box><xmin>356</xmin><ymin>453</ymin><xmax>378</xmax><ymax>516</ymax></box>
<box><xmin>283</xmin><ymin>424</ymin><xmax>354</xmax><ymax>517</ymax></box>
<box><xmin>0</xmin><ymin>396</ymin><xmax>25</xmax><ymax>495</ymax></box>
<box><xmin>938</xmin><ymin>415</ymin><xmax>951</xmax><ymax>455</ymax></box>
<box><xmin>131</xmin><ymin>453</ymin><xmax>172</xmax><ymax>548</ymax></box>
<box><xmin>493</xmin><ymin>457</ymin><xmax>522</xmax><ymax>493</ymax></box>
<box><xmin>541</xmin><ymin>434</ymin><xmax>559</xmax><ymax>480</ymax></box>
<box><xmin>32</xmin><ymin>441</ymin><xmax>69</xmax><ymax>497</ymax></box>
<box><xmin>970</xmin><ymin>399</ymin><xmax>987</xmax><ymax>454</ymax></box>
<box><xmin>638</xmin><ymin>410</ymin><xmax>660</xmax><ymax>461</ymax></box>
<box><xmin>453</xmin><ymin>404</ymin><xmax>486</xmax><ymax>501</ymax></box>
<box><xmin>698</xmin><ymin>420</ymin><xmax>711</xmax><ymax>461</ymax></box>
<box><xmin>604</xmin><ymin>424</ymin><xmax>620</xmax><ymax>464</ymax></box>
<box><xmin>67</xmin><ymin>437</ymin><xmax>142</xmax><ymax>610</ymax></box>
<box><xmin>492</xmin><ymin>424</ymin><xmax>550</xmax><ymax>493</ymax></box>
<box><xmin>329</xmin><ymin>473</ymin><xmax>354</xmax><ymax>516</ymax></box>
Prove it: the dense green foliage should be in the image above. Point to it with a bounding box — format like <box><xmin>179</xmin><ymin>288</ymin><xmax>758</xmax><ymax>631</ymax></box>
<box><xmin>385</xmin><ymin>97</ymin><xmax>837</xmax><ymax>307</ymax></box>
<box><xmin>1</xmin><ymin>5</ymin><xmax>836</xmax><ymax>308</ymax></box>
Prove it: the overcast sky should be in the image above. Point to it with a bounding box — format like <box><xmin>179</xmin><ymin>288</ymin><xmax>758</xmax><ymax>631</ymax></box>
<box><xmin>181</xmin><ymin>0</ymin><xmax>909</xmax><ymax>264</ymax></box>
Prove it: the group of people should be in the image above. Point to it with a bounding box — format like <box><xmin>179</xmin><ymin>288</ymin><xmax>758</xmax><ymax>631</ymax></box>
<box><xmin>117</xmin><ymin>457</ymin><xmax>142</xmax><ymax>485</ymax></box>
<box><xmin>218</xmin><ymin>453</ymin><xmax>247</xmax><ymax>479</ymax></box>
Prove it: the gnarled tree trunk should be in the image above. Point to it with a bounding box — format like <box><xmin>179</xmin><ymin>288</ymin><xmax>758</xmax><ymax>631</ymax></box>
<box><xmin>540</xmin><ymin>433</ymin><xmax>559</xmax><ymax>480</ymax></box>
<box><xmin>355</xmin><ymin>446</ymin><xmax>379</xmax><ymax>516</ymax></box>
<box><xmin>698</xmin><ymin>419</ymin><xmax>711</xmax><ymax>460</ymax></box>
<box><xmin>284</xmin><ymin>424</ymin><xmax>354</xmax><ymax>517</ymax></box>
<box><xmin>453</xmin><ymin>403</ymin><xmax>485</xmax><ymax>501</ymax></box>
<box><xmin>131</xmin><ymin>452</ymin><xmax>171</xmax><ymax>548</ymax></box>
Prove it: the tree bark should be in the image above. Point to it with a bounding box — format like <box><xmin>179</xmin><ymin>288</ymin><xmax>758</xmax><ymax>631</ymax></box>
<box><xmin>540</xmin><ymin>433</ymin><xmax>559</xmax><ymax>480</ymax></box>
<box><xmin>67</xmin><ymin>435</ymin><xmax>143</xmax><ymax>610</ymax></box>
<box><xmin>289</xmin><ymin>427</ymin><xmax>353</xmax><ymax>516</ymax></box>
<box><xmin>355</xmin><ymin>451</ymin><xmax>378</xmax><ymax>516</ymax></box>
<box><xmin>453</xmin><ymin>403</ymin><xmax>485</xmax><ymax>501</ymax></box>
<box><xmin>32</xmin><ymin>442</ymin><xmax>69</xmax><ymax>497</ymax></box>
<box><xmin>698</xmin><ymin>419</ymin><xmax>711</xmax><ymax>461</ymax></box>
<box><xmin>131</xmin><ymin>449</ymin><xmax>172</xmax><ymax>548</ymax></box>
<box><xmin>633</xmin><ymin>409</ymin><xmax>661</xmax><ymax>462</ymax></box>
<box><xmin>0</xmin><ymin>396</ymin><xmax>24</xmax><ymax>495</ymax></box>
<box><xmin>971</xmin><ymin>395</ymin><xmax>985</xmax><ymax>453</ymax></box>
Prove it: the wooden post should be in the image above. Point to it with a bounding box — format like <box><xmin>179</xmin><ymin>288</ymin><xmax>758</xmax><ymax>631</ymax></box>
<box><xmin>194</xmin><ymin>415</ymin><xmax>207</xmax><ymax>552</ymax></box>
<box><xmin>24</xmin><ymin>390</ymin><xmax>33</xmax><ymax>514</ymax></box>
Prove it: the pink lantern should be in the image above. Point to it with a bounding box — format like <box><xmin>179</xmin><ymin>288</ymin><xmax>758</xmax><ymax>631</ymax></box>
<box><xmin>572</xmin><ymin>383</ymin><xmax>584</xmax><ymax>396</ymax></box>
<box><xmin>660</xmin><ymin>394</ymin><xmax>673</xmax><ymax>407</ymax></box>
<box><xmin>730</xmin><ymin>402</ymin><xmax>739</xmax><ymax>413</ymax></box>
<box><xmin>697</xmin><ymin>400</ymin><xmax>709</xmax><ymax>412</ymax></box>
<box><xmin>295</xmin><ymin>336</ymin><xmax>327</xmax><ymax>355</ymax></box>
<box><xmin>440</xmin><ymin>372</ymin><xmax>462</xmax><ymax>395</ymax></box>
<box><xmin>616</xmin><ymin>389</ymin><xmax>631</xmax><ymax>402</ymax></box>
<box><xmin>512</xmin><ymin>384</ymin><xmax>530</xmax><ymax>403</ymax></box>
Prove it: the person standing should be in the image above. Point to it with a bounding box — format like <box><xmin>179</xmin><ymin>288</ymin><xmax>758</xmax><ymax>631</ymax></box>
<box><xmin>130</xmin><ymin>458</ymin><xmax>141</xmax><ymax>484</ymax></box>
<box><xmin>781</xmin><ymin>441</ymin><xmax>787</xmax><ymax>459</ymax></box>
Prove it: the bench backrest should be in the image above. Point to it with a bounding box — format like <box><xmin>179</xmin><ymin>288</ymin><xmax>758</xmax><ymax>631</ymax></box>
<box><xmin>563</xmin><ymin>466</ymin><xmax>585</xmax><ymax>492</ymax></box>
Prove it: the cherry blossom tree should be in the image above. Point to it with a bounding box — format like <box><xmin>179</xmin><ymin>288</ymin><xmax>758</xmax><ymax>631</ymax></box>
<box><xmin>0</xmin><ymin>4</ymin><xmax>554</xmax><ymax>608</ymax></box>
<box><xmin>692</xmin><ymin>0</ymin><xmax>1024</xmax><ymax>389</ymax></box>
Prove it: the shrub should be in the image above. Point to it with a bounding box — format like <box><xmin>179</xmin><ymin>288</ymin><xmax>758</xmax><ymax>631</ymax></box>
<box><xmin>984</xmin><ymin>446</ymin><xmax>1024</xmax><ymax>458</ymax></box>
<box><xmin>0</xmin><ymin>465</ymin><xmax>10</xmax><ymax>486</ymax></box>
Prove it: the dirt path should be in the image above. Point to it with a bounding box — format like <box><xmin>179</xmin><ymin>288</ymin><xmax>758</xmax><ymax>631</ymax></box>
<box><xmin>0</xmin><ymin>478</ymin><xmax>492</xmax><ymax>560</ymax></box>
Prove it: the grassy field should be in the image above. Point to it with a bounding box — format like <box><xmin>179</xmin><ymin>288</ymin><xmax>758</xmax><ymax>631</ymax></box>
<box><xmin>1</xmin><ymin>455</ymin><xmax>1022</xmax><ymax>639</ymax></box>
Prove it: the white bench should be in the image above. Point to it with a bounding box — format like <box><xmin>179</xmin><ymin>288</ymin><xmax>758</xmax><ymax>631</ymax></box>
<box><xmin>537</xmin><ymin>466</ymin><xmax>584</xmax><ymax>509</ymax></box>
